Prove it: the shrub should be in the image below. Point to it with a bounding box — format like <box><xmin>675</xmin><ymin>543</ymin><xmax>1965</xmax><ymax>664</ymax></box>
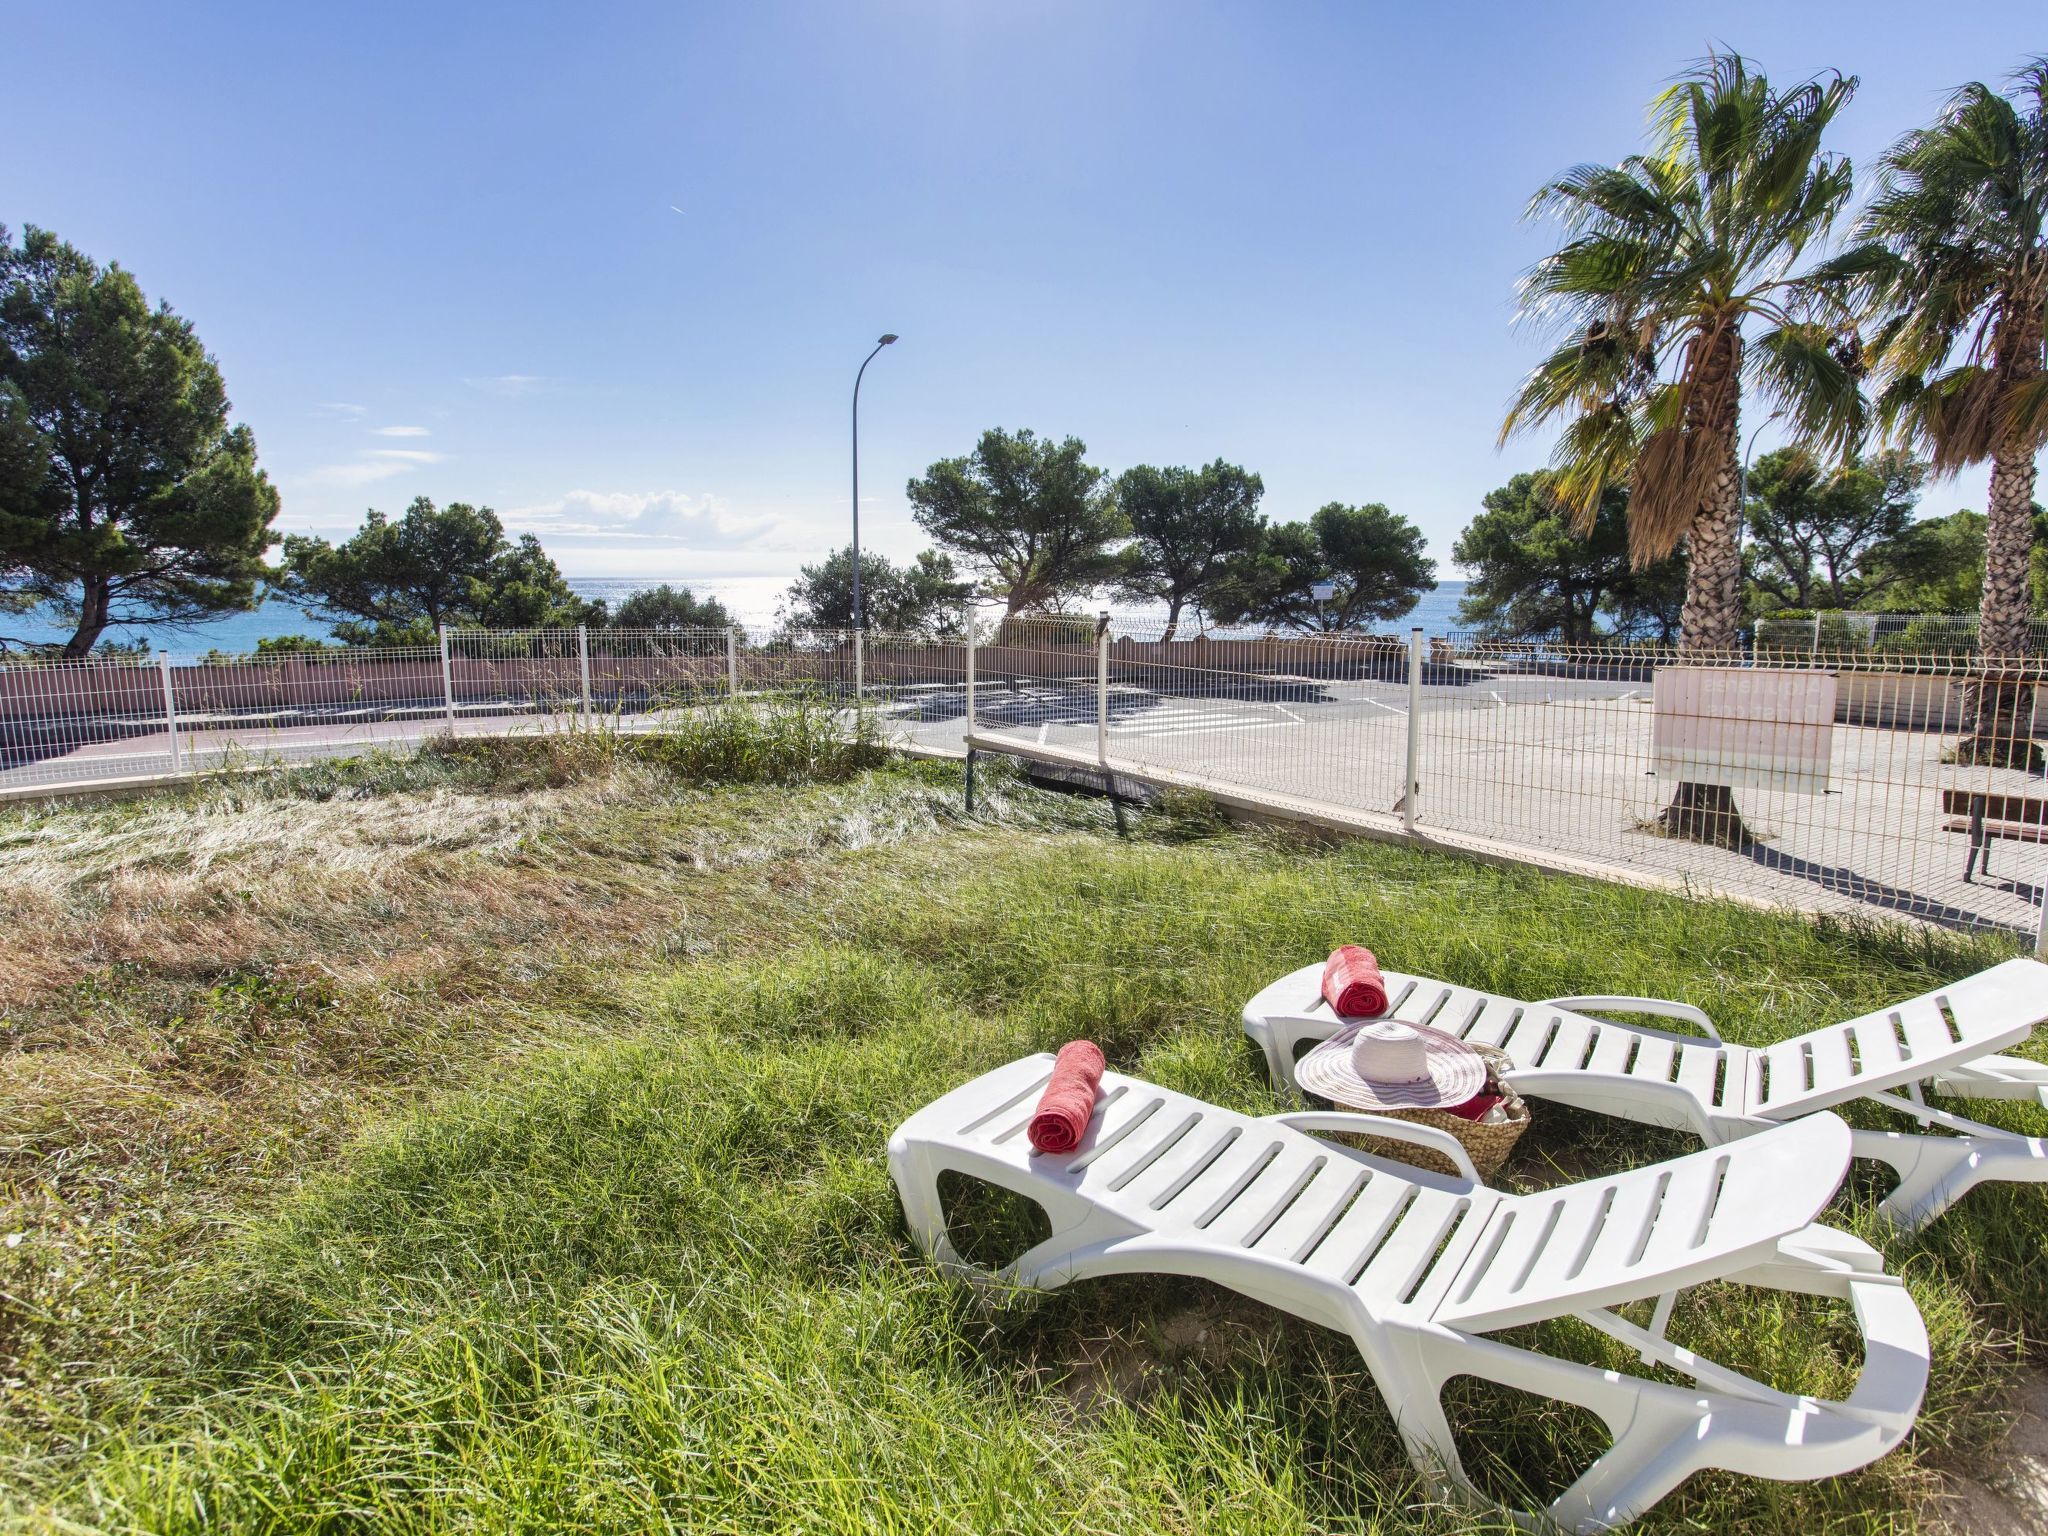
<box><xmin>629</xmin><ymin>692</ymin><xmax>887</xmax><ymax>785</ymax></box>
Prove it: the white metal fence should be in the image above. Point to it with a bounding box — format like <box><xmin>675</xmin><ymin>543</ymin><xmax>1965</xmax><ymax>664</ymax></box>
<box><xmin>6</xmin><ymin>614</ymin><xmax>2045</xmax><ymax>945</ymax></box>
<box><xmin>0</xmin><ymin>624</ymin><xmax>985</xmax><ymax>790</ymax></box>
<box><xmin>960</xmin><ymin>615</ymin><xmax>2048</xmax><ymax>947</ymax></box>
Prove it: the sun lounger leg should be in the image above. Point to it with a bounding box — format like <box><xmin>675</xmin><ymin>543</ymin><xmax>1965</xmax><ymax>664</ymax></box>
<box><xmin>888</xmin><ymin>1132</ymin><xmax>1141</xmax><ymax>1286</ymax></box>
<box><xmin>1346</xmin><ymin>1329</ymin><xmax>1473</xmax><ymax>1505</ymax></box>
<box><xmin>1245</xmin><ymin>1021</ymin><xmax>1296</xmax><ymax>1102</ymax></box>
<box><xmin>1855</xmin><ymin>1127</ymin><xmax>2048</xmax><ymax>1233</ymax></box>
<box><xmin>888</xmin><ymin>1138</ymin><xmax>965</xmax><ymax>1267</ymax></box>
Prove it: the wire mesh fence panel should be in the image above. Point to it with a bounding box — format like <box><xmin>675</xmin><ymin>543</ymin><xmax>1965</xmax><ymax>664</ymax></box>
<box><xmin>963</xmin><ymin>614</ymin><xmax>1108</xmax><ymax>760</ymax></box>
<box><xmin>0</xmin><ymin>654</ymin><xmax>178</xmax><ymax>786</ymax></box>
<box><xmin>448</xmin><ymin>629</ymin><xmax>588</xmax><ymax>718</ymax></box>
<box><xmin>1752</xmin><ymin>611</ymin><xmax>2048</xmax><ymax>662</ymax></box>
<box><xmin>858</xmin><ymin>629</ymin><xmax>969</xmax><ymax>751</ymax></box>
<box><xmin>739</xmin><ymin>628</ymin><xmax>854</xmax><ymax>701</ymax></box>
<box><xmin>1097</xmin><ymin>618</ymin><xmax>1418</xmax><ymax>814</ymax></box>
<box><xmin>581</xmin><ymin>627</ymin><xmax>732</xmax><ymax>718</ymax></box>
<box><xmin>171</xmin><ymin>644</ymin><xmax>454</xmax><ymax>774</ymax></box>
<box><xmin>1415</xmin><ymin>634</ymin><xmax>2046</xmax><ymax>938</ymax></box>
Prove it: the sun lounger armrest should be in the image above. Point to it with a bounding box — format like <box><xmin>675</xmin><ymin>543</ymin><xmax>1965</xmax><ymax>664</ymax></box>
<box><xmin>1537</xmin><ymin>995</ymin><xmax>1722</xmax><ymax>1043</ymax></box>
<box><xmin>1267</xmin><ymin>1111</ymin><xmax>1480</xmax><ymax>1182</ymax></box>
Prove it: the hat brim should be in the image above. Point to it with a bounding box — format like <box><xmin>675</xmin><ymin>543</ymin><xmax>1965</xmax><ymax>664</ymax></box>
<box><xmin>1294</xmin><ymin>1021</ymin><xmax>1487</xmax><ymax>1110</ymax></box>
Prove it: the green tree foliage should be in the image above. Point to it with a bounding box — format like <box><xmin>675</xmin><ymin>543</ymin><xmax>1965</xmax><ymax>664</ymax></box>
<box><xmin>1454</xmin><ymin>473</ymin><xmax>1682</xmax><ymax>643</ymax></box>
<box><xmin>250</xmin><ymin>633</ymin><xmax>335</xmax><ymax>656</ymax></box>
<box><xmin>905</xmin><ymin>428</ymin><xmax>1129</xmax><ymax>613</ymax></box>
<box><xmin>780</xmin><ymin>547</ymin><xmax>968</xmax><ymax>634</ymax></box>
<box><xmin>1742</xmin><ymin>448</ymin><xmax>1926</xmax><ymax>612</ymax></box>
<box><xmin>0</xmin><ymin>225</ymin><xmax>280</xmax><ymax>656</ymax></box>
<box><xmin>1862</xmin><ymin>510</ymin><xmax>1988</xmax><ymax>613</ymax></box>
<box><xmin>1501</xmin><ymin>56</ymin><xmax>1863</xmax><ymax>658</ymax></box>
<box><xmin>604</xmin><ymin>584</ymin><xmax>733</xmax><ymax>630</ymax></box>
<box><xmin>1112</xmin><ymin>460</ymin><xmax>1266</xmax><ymax>638</ymax></box>
<box><xmin>279</xmin><ymin>497</ymin><xmax>592</xmax><ymax>646</ymax></box>
<box><xmin>1208</xmin><ymin>502</ymin><xmax>1433</xmax><ymax>633</ymax></box>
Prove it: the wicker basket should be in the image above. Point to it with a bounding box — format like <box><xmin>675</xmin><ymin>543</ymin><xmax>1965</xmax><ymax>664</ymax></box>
<box><xmin>1320</xmin><ymin>1041</ymin><xmax>1529</xmax><ymax>1179</ymax></box>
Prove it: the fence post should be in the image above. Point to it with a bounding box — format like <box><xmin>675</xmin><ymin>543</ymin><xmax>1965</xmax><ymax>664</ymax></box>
<box><xmin>853</xmin><ymin>628</ymin><xmax>864</xmax><ymax>709</ymax></box>
<box><xmin>1096</xmin><ymin>611</ymin><xmax>1111</xmax><ymax>766</ymax></box>
<box><xmin>1403</xmin><ymin>626</ymin><xmax>1422</xmax><ymax>834</ymax></box>
<box><xmin>159</xmin><ymin>651</ymin><xmax>184</xmax><ymax>775</ymax></box>
<box><xmin>2036</xmin><ymin>869</ymin><xmax>2047</xmax><ymax>959</ymax></box>
<box><xmin>438</xmin><ymin>624</ymin><xmax>456</xmax><ymax>727</ymax></box>
<box><xmin>577</xmin><ymin>625</ymin><xmax>592</xmax><ymax>716</ymax></box>
<box><xmin>962</xmin><ymin>601</ymin><xmax>976</xmax><ymax>732</ymax></box>
<box><xmin>725</xmin><ymin>625</ymin><xmax>739</xmax><ymax>697</ymax></box>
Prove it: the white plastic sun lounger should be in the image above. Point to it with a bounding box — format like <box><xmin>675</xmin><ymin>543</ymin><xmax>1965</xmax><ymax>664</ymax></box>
<box><xmin>889</xmin><ymin>1054</ymin><xmax>1927</xmax><ymax>1533</ymax></box>
<box><xmin>1243</xmin><ymin>957</ymin><xmax>2048</xmax><ymax>1233</ymax></box>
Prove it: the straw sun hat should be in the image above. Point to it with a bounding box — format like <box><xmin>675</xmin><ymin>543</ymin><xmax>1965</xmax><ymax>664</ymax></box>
<box><xmin>1295</xmin><ymin>1020</ymin><xmax>1486</xmax><ymax>1111</ymax></box>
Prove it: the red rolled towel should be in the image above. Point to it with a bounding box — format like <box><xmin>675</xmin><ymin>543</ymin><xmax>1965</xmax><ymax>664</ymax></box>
<box><xmin>1322</xmin><ymin>946</ymin><xmax>1389</xmax><ymax>1018</ymax></box>
<box><xmin>1441</xmin><ymin>1093</ymin><xmax>1503</xmax><ymax>1122</ymax></box>
<box><xmin>1028</xmin><ymin>1040</ymin><xmax>1106</xmax><ymax>1155</ymax></box>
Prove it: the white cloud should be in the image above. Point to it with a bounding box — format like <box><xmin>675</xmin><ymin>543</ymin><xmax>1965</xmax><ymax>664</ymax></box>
<box><xmin>301</xmin><ymin>448</ymin><xmax>448</xmax><ymax>487</ymax></box>
<box><xmin>464</xmin><ymin>373</ymin><xmax>545</xmax><ymax>396</ymax></box>
<box><xmin>503</xmin><ymin>489</ymin><xmax>784</xmax><ymax>550</ymax></box>
<box><xmin>313</xmin><ymin>401</ymin><xmax>366</xmax><ymax>417</ymax></box>
<box><xmin>372</xmin><ymin>425</ymin><xmax>431</xmax><ymax>437</ymax></box>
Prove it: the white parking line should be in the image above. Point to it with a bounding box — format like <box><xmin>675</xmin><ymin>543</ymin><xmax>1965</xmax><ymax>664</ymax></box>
<box><xmin>1362</xmin><ymin>697</ymin><xmax>1407</xmax><ymax>716</ymax></box>
<box><xmin>1112</xmin><ymin>710</ymin><xmax>1302</xmax><ymax>738</ymax></box>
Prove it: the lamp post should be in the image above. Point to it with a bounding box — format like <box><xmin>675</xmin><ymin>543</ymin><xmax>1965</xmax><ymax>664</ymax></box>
<box><xmin>850</xmin><ymin>333</ymin><xmax>898</xmax><ymax>633</ymax></box>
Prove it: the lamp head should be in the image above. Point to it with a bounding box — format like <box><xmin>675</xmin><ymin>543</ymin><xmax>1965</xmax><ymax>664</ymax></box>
<box><xmin>878</xmin><ymin>333</ymin><xmax>898</xmax><ymax>345</ymax></box>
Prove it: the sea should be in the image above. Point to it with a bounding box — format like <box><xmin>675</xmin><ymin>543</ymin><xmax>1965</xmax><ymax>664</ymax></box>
<box><xmin>5</xmin><ymin>577</ymin><xmax>1474</xmax><ymax>654</ymax></box>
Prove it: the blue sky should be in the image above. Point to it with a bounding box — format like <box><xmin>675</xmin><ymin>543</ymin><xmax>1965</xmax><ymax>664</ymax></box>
<box><xmin>9</xmin><ymin>1</ymin><xmax>2041</xmax><ymax>614</ymax></box>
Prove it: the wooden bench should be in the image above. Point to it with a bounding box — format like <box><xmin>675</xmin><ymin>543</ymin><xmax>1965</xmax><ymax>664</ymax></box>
<box><xmin>1942</xmin><ymin>789</ymin><xmax>2048</xmax><ymax>882</ymax></box>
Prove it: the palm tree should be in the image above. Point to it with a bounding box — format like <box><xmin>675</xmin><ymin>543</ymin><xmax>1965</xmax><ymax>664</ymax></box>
<box><xmin>1829</xmin><ymin>59</ymin><xmax>2048</xmax><ymax>768</ymax></box>
<box><xmin>1501</xmin><ymin>53</ymin><xmax>1864</xmax><ymax>843</ymax></box>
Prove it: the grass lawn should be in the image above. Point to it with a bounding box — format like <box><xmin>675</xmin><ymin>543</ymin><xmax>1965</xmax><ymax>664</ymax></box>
<box><xmin>0</xmin><ymin>734</ymin><xmax>2039</xmax><ymax>1533</ymax></box>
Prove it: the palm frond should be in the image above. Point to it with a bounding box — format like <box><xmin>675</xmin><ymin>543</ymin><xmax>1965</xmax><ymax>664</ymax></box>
<box><xmin>1999</xmin><ymin>371</ymin><xmax>2048</xmax><ymax>456</ymax></box>
<box><xmin>1749</xmin><ymin>323</ymin><xmax>1868</xmax><ymax>459</ymax></box>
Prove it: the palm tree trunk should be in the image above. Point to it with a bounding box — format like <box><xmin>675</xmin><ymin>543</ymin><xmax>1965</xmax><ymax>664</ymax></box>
<box><xmin>1662</xmin><ymin>331</ymin><xmax>1752</xmax><ymax>846</ymax></box>
<box><xmin>1675</xmin><ymin>435</ymin><xmax>1744</xmax><ymax>651</ymax></box>
<box><xmin>1958</xmin><ymin>303</ymin><xmax>2043</xmax><ymax>771</ymax></box>
<box><xmin>1958</xmin><ymin>439</ymin><xmax>2041</xmax><ymax>768</ymax></box>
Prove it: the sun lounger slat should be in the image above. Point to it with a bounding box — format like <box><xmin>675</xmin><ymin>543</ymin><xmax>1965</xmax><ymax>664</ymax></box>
<box><xmin>1297</xmin><ymin>1169</ymin><xmax>1418</xmax><ymax>1283</ymax></box>
<box><xmin>1463</xmin><ymin>997</ymin><xmax>1525</xmax><ymax>1049</ymax></box>
<box><xmin>1357</xmin><ymin>1186</ymin><xmax>1476</xmax><ymax>1307</ymax></box>
<box><xmin>1497</xmin><ymin>1006</ymin><xmax>1560</xmax><ymax>1064</ymax></box>
<box><xmin>1067</xmin><ymin>1089</ymin><xmax>1166</xmax><ymax>1172</ymax></box>
<box><xmin>1537</xmin><ymin>1015</ymin><xmax>1597</xmax><ymax>1071</ymax></box>
<box><xmin>1586</xmin><ymin>1026</ymin><xmax>1634</xmax><ymax>1075</ymax></box>
<box><xmin>1196</xmin><ymin>1146</ymin><xmax>1327</xmax><ymax>1253</ymax></box>
<box><xmin>1627</xmin><ymin>1036</ymin><xmax>1675</xmax><ymax>1084</ymax></box>
<box><xmin>1168</xmin><ymin>1134</ymin><xmax>1288</xmax><ymax>1227</ymax></box>
<box><xmin>1673</xmin><ymin>1043</ymin><xmax>1721</xmax><ymax>1105</ymax></box>
<box><xmin>1114</xmin><ymin>1118</ymin><xmax>1242</xmax><ymax>1207</ymax></box>
<box><xmin>1249</xmin><ymin>1160</ymin><xmax>1368</xmax><ymax>1260</ymax></box>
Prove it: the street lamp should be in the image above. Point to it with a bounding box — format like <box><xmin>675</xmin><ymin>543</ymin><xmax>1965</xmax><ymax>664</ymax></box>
<box><xmin>851</xmin><ymin>334</ymin><xmax>898</xmax><ymax>632</ymax></box>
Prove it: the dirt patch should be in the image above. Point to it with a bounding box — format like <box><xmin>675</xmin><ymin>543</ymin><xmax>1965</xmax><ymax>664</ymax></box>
<box><xmin>1054</xmin><ymin>1299</ymin><xmax>1254</xmax><ymax>1415</ymax></box>
<box><xmin>1936</xmin><ymin>1367</ymin><xmax>2048</xmax><ymax>1534</ymax></box>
